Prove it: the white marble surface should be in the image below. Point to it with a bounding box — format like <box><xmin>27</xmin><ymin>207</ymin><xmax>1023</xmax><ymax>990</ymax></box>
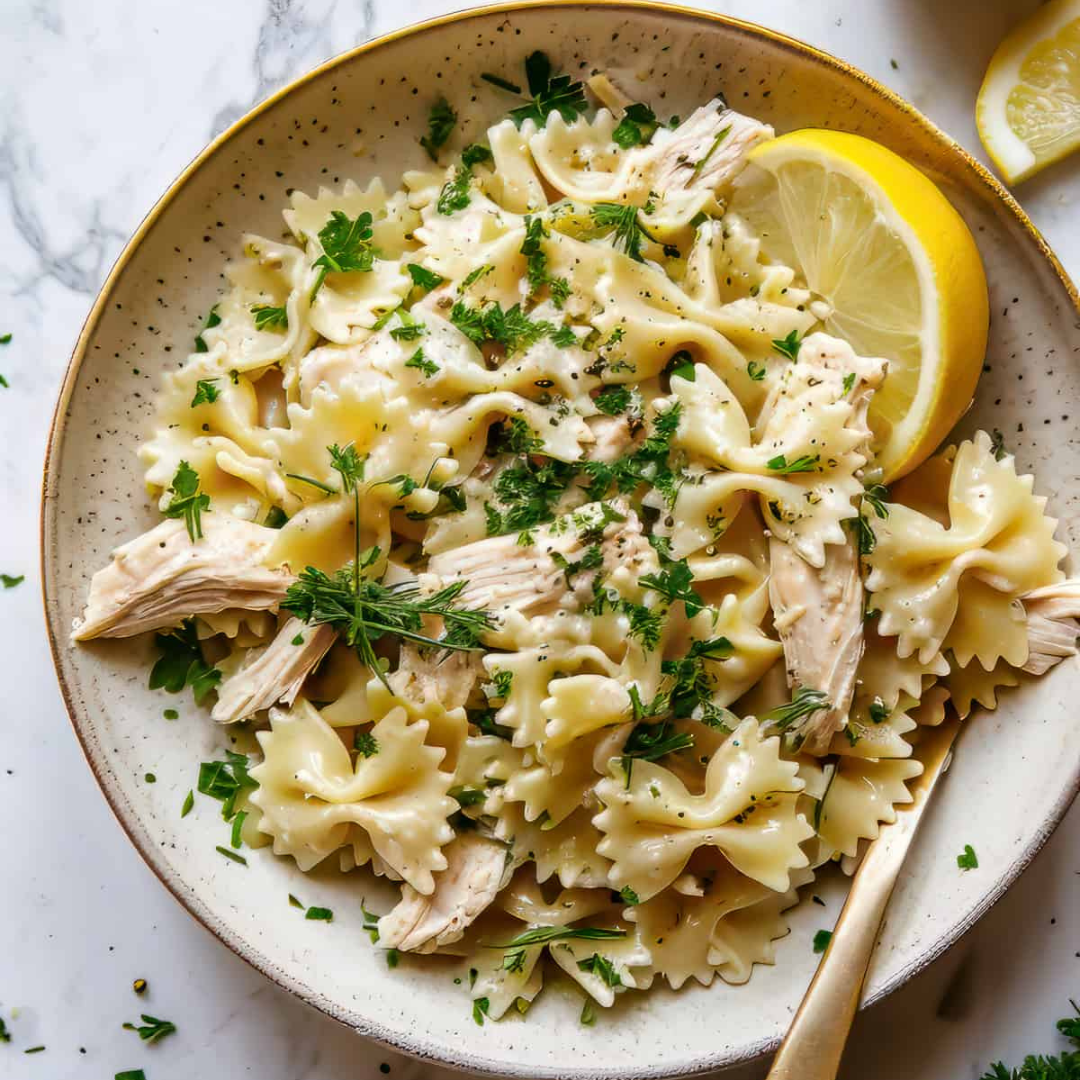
<box><xmin>0</xmin><ymin>1</ymin><xmax>1078</xmax><ymax>1078</ymax></box>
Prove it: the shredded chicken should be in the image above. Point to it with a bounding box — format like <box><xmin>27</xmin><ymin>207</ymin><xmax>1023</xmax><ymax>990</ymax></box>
<box><xmin>377</xmin><ymin>834</ymin><xmax>510</xmax><ymax>954</ymax></box>
<box><xmin>421</xmin><ymin>503</ymin><xmax>652</xmax><ymax>617</ymax></box>
<box><xmin>587</xmin><ymin>414</ymin><xmax>640</xmax><ymax>464</ymax></box>
<box><xmin>768</xmin><ymin>535</ymin><xmax>863</xmax><ymax>753</ymax></box>
<box><xmin>72</xmin><ymin>517</ymin><xmax>292</xmax><ymax>641</ymax></box>
<box><xmin>648</xmin><ymin>100</ymin><xmax>773</xmax><ymax>200</ymax></box>
<box><xmin>1020</xmin><ymin>579</ymin><xmax>1080</xmax><ymax>675</ymax></box>
<box><xmin>212</xmin><ymin>617</ymin><xmax>335</xmax><ymax>724</ymax></box>
<box><xmin>390</xmin><ymin>644</ymin><xmax>484</xmax><ymax>711</ymax></box>
<box><xmin>763</xmin><ymin>336</ymin><xmax>887</xmax><ymax>751</ymax></box>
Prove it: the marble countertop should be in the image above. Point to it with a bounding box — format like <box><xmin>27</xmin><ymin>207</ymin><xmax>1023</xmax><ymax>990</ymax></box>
<box><xmin>1</xmin><ymin>1</ymin><xmax>1077</xmax><ymax>1078</ymax></box>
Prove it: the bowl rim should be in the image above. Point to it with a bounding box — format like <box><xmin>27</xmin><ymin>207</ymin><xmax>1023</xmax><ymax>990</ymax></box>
<box><xmin>39</xmin><ymin>2</ymin><xmax>1080</xmax><ymax>1076</ymax></box>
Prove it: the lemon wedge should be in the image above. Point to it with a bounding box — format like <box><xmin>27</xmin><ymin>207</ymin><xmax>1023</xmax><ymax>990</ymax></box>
<box><xmin>977</xmin><ymin>0</ymin><xmax>1080</xmax><ymax>184</ymax></box>
<box><xmin>730</xmin><ymin>129</ymin><xmax>989</xmax><ymax>482</ymax></box>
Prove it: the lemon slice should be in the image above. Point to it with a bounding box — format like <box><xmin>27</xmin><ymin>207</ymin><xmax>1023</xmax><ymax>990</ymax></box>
<box><xmin>730</xmin><ymin>129</ymin><xmax>989</xmax><ymax>482</ymax></box>
<box><xmin>977</xmin><ymin>0</ymin><xmax>1080</xmax><ymax>184</ymax></box>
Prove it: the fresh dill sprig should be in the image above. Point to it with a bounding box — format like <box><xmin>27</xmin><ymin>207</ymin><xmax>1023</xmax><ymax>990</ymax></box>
<box><xmin>763</xmin><ymin>686</ymin><xmax>830</xmax><ymax>731</ymax></box>
<box><xmin>591</xmin><ymin>202</ymin><xmax>657</xmax><ymax>262</ymax></box>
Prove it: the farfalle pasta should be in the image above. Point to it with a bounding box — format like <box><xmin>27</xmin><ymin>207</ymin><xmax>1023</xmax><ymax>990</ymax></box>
<box><xmin>70</xmin><ymin>52</ymin><xmax>1075</xmax><ymax>1025</ymax></box>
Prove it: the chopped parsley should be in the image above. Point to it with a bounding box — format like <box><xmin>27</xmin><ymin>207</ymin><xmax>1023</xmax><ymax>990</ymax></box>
<box><xmin>491</xmin><ymin>670</ymin><xmax>513</xmax><ymax>699</ymax></box>
<box><xmin>149</xmin><ymin>619</ymin><xmax>221</xmax><ymax>705</ymax></box>
<box><xmin>763</xmin><ymin>686</ymin><xmax>830</xmax><ymax>732</ymax></box>
<box><xmin>591</xmin><ymin>202</ymin><xmax>657</xmax><ymax>262</ymax></box>
<box><xmin>216</xmin><ymin>845</ymin><xmax>247</xmax><ymax>865</ymax></box>
<box><xmin>420</xmin><ymin>97</ymin><xmax>457</xmax><ymax>160</ymax></box>
<box><xmin>765</xmin><ymin>453</ymin><xmax>820</xmax><ymax>474</ymax></box>
<box><xmin>521</xmin><ymin>215</ymin><xmax>570</xmax><ymax>307</ymax></box>
<box><xmin>485</xmin><ymin>455</ymin><xmax>577</xmax><ymax>537</ymax></box>
<box><xmin>450</xmin><ymin>299</ymin><xmax>556</xmax><ymax>354</ymax></box>
<box><xmin>580</xmin><ymin>999</ymin><xmax>597</xmax><ymax>1026</ymax></box>
<box><xmin>640</xmin><ymin>558</ymin><xmax>704</xmax><ymax>616</ymax></box>
<box><xmin>812</xmin><ymin>930</ymin><xmax>832</xmax><ymax>954</ymax></box>
<box><xmin>0</xmin><ymin>1017</ymin><xmax>9</xmax><ymax>1042</ymax></box>
<box><xmin>404</xmin><ymin>347</ymin><xmax>439</xmax><ymax>378</ymax></box>
<box><xmin>116</xmin><ymin>1071</ymin><xmax>148</xmax><ymax>1080</ymax></box>
<box><xmin>190</xmin><ymin>378</ymin><xmax>220</xmax><ymax>407</ymax></box>
<box><xmin>957</xmin><ymin>844</ymin><xmax>979</xmax><ymax>870</ymax></box>
<box><xmin>619</xmin><ymin>886</ymin><xmax>640</xmax><ymax>905</ymax></box>
<box><xmin>362</xmin><ymin>901</ymin><xmax>381</xmax><ymax>942</ymax></box>
<box><xmin>406</xmin><ymin>263</ymin><xmax>444</xmax><ymax>292</ymax></box>
<box><xmin>577</xmin><ymin>953</ymin><xmax>622</xmax><ymax>988</ymax></box>
<box><xmin>486</xmin><ymin>51</ymin><xmax>588</xmax><ymax>128</ymax></box>
<box><xmin>612</xmin><ymin>103</ymin><xmax>658</xmax><ymax>148</ymax></box>
<box><xmin>868</xmin><ymin>696</ymin><xmax>889</xmax><ymax>725</ymax></box>
<box><xmin>122</xmin><ymin>1014</ymin><xmax>177</xmax><ymax>1044</ymax></box>
<box><xmin>305</xmin><ymin>906</ymin><xmax>334</xmax><ymax>921</ymax></box>
<box><xmin>389</xmin><ymin>309</ymin><xmax>426</xmax><ymax>341</ymax></box>
<box><xmin>1</xmin><ymin>573</ymin><xmax>24</xmax><ymax>589</ymax></box>
<box><xmin>662</xmin><ymin>637</ymin><xmax>734</xmax><ymax>716</ymax></box>
<box><xmin>0</xmin><ymin>333</ymin><xmax>10</xmax><ymax>344</ymax></box>
<box><xmin>251</xmin><ymin>303</ymin><xmax>288</xmax><ymax>331</ymax></box>
<box><xmin>842</xmin><ymin>371</ymin><xmax>856</xmax><ymax>395</ymax></box>
<box><xmin>473</xmin><ymin>997</ymin><xmax>490</xmax><ymax>1026</ymax></box>
<box><xmin>311</xmin><ymin>210</ymin><xmax>376</xmax><ymax>301</ymax></box>
<box><xmin>771</xmin><ymin>329</ymin><xmax>802</xmax><ymax>361</ymax></box>
<box><xmin>621</xmin><ymin>719</ymin><xmax>694</xmax><ymax>786</ymax></box>
<box><xmin>163</xmin><ymin>460</ymin><xmax>210</xmax><ymax>541</ymax></box>
<box><xmin>354</xmin><ymin>730</ymin><xmax>379</xmax><ymax>757</ymax></box>
<box><xmin>436</xmin><ymin>145</ymin><xmax>493</xmax><ymax>215</ymax></box>
<box><xmin>593</xmin><ymin>385</ymin><xmax>634</xmax><ymax>416</ymax></box>
<box><xmin>198</xmin><ymin>750</ymin><xmax>258</xmax><ymax>821</ymax></box>
<box><xmin>990</xmin><ymin>428</ymin><xmax>1008</xmax><ymax>461</ymax></box>
<box><xmin>747</xmin><ymin>359</ymin><xmax>767</xmax><ymax>381</ymax></box>
<box><xmin>194</xmin><ymin>304</ymin><xmax>221</xmax><ymax>352</ymax></box>
<box><xmin>181</xmin><ymin>789</ymin><xmax>194</xmax><ymax>818</ymax></box>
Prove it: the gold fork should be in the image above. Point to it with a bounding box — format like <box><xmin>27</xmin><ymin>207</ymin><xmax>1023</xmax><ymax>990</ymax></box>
<box><xmin>766</xmin><ymin>716</ymin><xmax>962</xmax><ymax>1080</ymax></box>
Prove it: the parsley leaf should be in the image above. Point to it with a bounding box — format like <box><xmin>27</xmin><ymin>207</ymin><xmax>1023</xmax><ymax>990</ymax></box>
<box><xmin>747</xmin><ymin>359</ymin><xmax>767</xmax><ymax>381</ymax></box>
<box><xmin>407</xmin><ymin>263</ymin><xmax>444</xmax><ymax>292</ymax></box>
<box><xmin>420</xmin><ymin>97</ymin><xmax>457</xmax><ymax>160</ymax></box>
<box><xmin>1</xmin><ymin>573</ymin><xmax>24</xmax><ymax>589</ymax></box>
<box><xmin>251</xmin><ymin>303</ymin><xmax>288</xmax><ymax>332</ymax></box>
<box><xmin>190</xmin><ymin>378</ymin><xmax>220</xmax><ymax>407</ymax></box>
<box><xmin>612</xmin><ymin>103</ymin><xmax>658</xmax><ymax>148</ymax></box>
<box><xmin>354</xmin><ymin>730</ymin><xmax>379</xmax><ymax>758</ymax></box>
<box><xmin>149</xmin><ymin>619</ymin><xmax>221</xmax><ymax>705</ymax></box>
<box><xmin>305</xmin><ymin>906</ymin><xmax>333</xmax><ymax>921</ymax></box>
<box><xmin>990</xmin><ymin>428</ymin><xmax>1008</xmax><ymax>461</ymax></box>
<box><xmin>766</xmin><ymin>453</ymin><xmax>820</xmax><ymax>474</ymax></box>
<box><xmin>405</xmin><ymin>347</ymin><xmax>439</xmax><ymax>378</ymax></box>
<box><xmin>493</xmin><ymin>51</ymin><xmax>588</xmax><ymax>128</ymax></box>
<box><xmin>194</xmin><ymin>305</ymin><xmax>221</xmax><ymax>352</ymax></box>
<box><xmin>593</xmin><ymin>385</ymin><xmax>634</xmax><ymax>416</ymax></box>
<box><xmin>328</xmin><ymin>442</ymin><xmax>366</xmax><ymax>492</ymax></box>
<box><xmin>436</xmin><ymin>145</ymin><xmax>493</xmax><ymax>215</ymax></box>
<box><xmin>197</xmin><ymin>749</ymin><xmax>258</xmax><ymax>821</ymax></box>
<box><xmin>449</xmin><ymin>299</ymin><xmax>556</xmax><ymax>355</ymax></box>
<box><xmin>311</xmin><ymin>211</ymin><xmax>376</xmax><ymax>300</ymax></box>
<box><xmin>122</xmin><ymin>1014</ymin><xmax>177</xmax><ymax>1044</ymax></box>
<box><xmin>771</xmin><ymin>329</ymin><xmax>802</xmax><ymax>361</ymax></box>
<box><xmin>640</xmin><ymin>559</ymin><xmax>704</xmax><ymax>616</ymax></box>
<box><xmin>957</xmin><ymin>844</ymin><xmax>979</xmax><ymax>870</ymax></box>
<box><xmin>619</xmin><ymin>886</ymin><xmax>640</xmax><ymax>905</ymax></box>
<box><xmin>577</xmin><ymin>953</ymin><xmax>622</xmax><ymax>988</ymax></box>
<box><xmin>812</xmin><ymin>930</ymin><xmax>832</xmax><ymax>954</ymax></box>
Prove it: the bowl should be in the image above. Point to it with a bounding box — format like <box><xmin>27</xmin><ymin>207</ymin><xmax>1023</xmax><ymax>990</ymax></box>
<box><xmin>41</xmin><ymin>3</ymin><xmax>1080</xmax><ymax>1076</ymax></box>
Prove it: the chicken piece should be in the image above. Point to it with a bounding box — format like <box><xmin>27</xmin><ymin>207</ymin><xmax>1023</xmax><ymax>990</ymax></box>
<box><xmin>768</xmin><ymin>535</ymin><xmax>863</xmax><ymax>754</ymax></box>
<box><xmin>377</xmin><ymin>834</ymin><xmax>510</xmax><ymax>954</ymax></box>
<box><xmin>647</xmin><ymin>100</ymin><xmax>773</xmax><ymax>200</ymax></box>
<box><xmin>421</xmin><ymin>503</ymin><xmax>652</xmax><ymax>617</ymax></box>
<box><xmin>1019</xmin><ymin>580</ymin><xmax>1080</xmax><ymax>676</ymax></box>
<box><xmin>390</xmin><ymin>644</ymin><xmax>484</xmax><ymax>712</ymax></box>
<box><xmin>763</xmin><ymin>338</ymin><xmax>886</xmax><ymax>753</ymax></box>
<box><xmin>211</xmin><ymin>617</ymin><xmax>335</xmax><ymax>724</ymax></box>
<box><xmin>72</xmin><ymin>516</ymin><xmax>292</xmax><ymax>641</ymax></box>
<box><xmin>587</xmin><ymin>414</ymin><xmax>640</xmax><ymax>464</ymax></box>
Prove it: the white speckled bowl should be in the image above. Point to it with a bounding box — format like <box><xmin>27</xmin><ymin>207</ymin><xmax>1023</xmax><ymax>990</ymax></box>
<box><xmin>41</xmin><ymin>3</ymin><xmax>1080</xmax><ymax>1076</ymax></box>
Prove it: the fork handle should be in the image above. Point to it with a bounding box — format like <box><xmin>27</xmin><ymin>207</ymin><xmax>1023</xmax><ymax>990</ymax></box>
<box><xmin>766</xmin><ymin>719</ymin><xmax>960</xmax><ymax>1080</ymax></box>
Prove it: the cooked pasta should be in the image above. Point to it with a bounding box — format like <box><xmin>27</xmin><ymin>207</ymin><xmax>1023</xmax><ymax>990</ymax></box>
<box><xmin>71</xmin><ymin>52</ymin><xmax>1076</xmax><ymax>1022</ymax></box>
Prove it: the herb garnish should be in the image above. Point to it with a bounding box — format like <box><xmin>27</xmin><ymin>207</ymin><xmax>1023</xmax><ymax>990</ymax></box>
<box><xmin>747</xmin><ymin>359</ymin><xmax>767</xmax><ymax>381</ymax></box>
<box><xmin>473</xmin><ymin>997</ymin><xmax>491</xmax><ymax>1025</ymax></box>
<box><xmin>194</xmin><ymin>305</ymin><xmax>221</xmax><ymax>352</ymax></box>
<box><xmin>640</xmin><ymin>559</ymin><xmax>704</xmax><ymax>616</ymax></box>
<box><xmin>581</xmin><ymin>999</ymin><xmax>596</xmax><ymax>1026</ymax></box>
<box><xmin>163</xmin><ymin>461</ymin><xmax>210</xmax><ymax>541</ymax></box>
<box><xmin>691</xmin><ymin>124</ymin><xmax>732</xmax><ymax>177</ymax></box>
<box><xmin>493</xmin><ymin>925</ymin><xmax>626</xmax><ymax>974</ymax></box>
<box><xmin>976</xmin><ymin>1004</ymin><xmax>1080</xmax><ymax>1079</ymax></box>
<box><xmin>612</xmin><ymin>103</ymin><xmax>658</xmax><ymax>148</ymax></box>
<box><xmin>450</xmin><ymin>299</ymin><xmax>556</xmax><ymax>354</ymax></box>
<box><xmin>251</xmin><ymin>303</ymin><xmax>288</xmax><ymax>331</ymax></box>
<box><xmin>306</xmin><ymin>906</ymin><xmax>334</xmax><ymax>921</ymax></box>
<box><xmin>198</xmin><ymin>749</ymin><xmax>258</xmax><ymax>822</ymax></box>
<box><xmin>190</xmin><ymin>378</ymin><xmax>220</xmax><ymax>407</ymax></box>
<box><xmin>484</xmin><ymin>51</ymin><xmax>588</xmax><ymax>128</ymax></box>
<box><xmin>621</xmin><ymin>719</ymin><xmax>694</xmax><ymax>786</ymax></box>
<box><xmin>436</xmin><ymin>144</ymin><xmax>494</xmax><ymax>215</ymax></box>
<box><xmin>591</xmin><ymin>202</ymin><xmax>657</xmax><ymax>262</ymax></box>
<box><xmin>661</xmin><ymin>637</ymin><xmax>734</xmax><ymax>716</ymax></box>
<box><xmin>122</xmin><ymin>1014</ymin><xmax>177</xmax><ymax>1044</ymax></box>
<box><xmin>310</xmin><ymin>211</ymin><xmax>377</xmax><ymax>301</ymax></box>
<box><xmin>406</xmin><ymin>263</ymin><xmax>444</xmax><ymax>292</ymax></box>
<box><xmin>216</xmin><ymin>845</ymin><xmax>247</xmax><ymax>865</ymax></box>
<box><xmin>593</xmin><ymin>385</ymin><xmax>635</xmax><ymax>416</ymax></box>
<box><xmin>521</xmin><ymin>215</ymin><xmax>570</xmax><ymax>306</ymax></box>
<box><xmin>405</xmin><ymin>347</ymin><xmax>439</xmax><ymax>378</ymax></box>
<box><xmin>420</xmin><ymin>97</ymin><xmax>457</xmax><ymax>160</ymax></box>
<box><xmin>149</xmin><ymin>619</ymin><xmax>221</xmax><ymax>705</ymax></box>
<box><xmin>763</xmin><ymin>686</ymin><xmax>830</xmax><ymax>731</ymax></box>
<box><xmin>957</xmin><ymin>844</ymin><xmax>979</xmax><ymax>870</ymax></box>
<box><xmin>1</xmin><ymin>573</ymin><xmax>24</xmax><ymax>588</ymax></box>
<box><xmin>812</xmin><ymin>930</ymin><xmax>832</xmax><ymax>954</ymax></box>
<box><xmin>771</xmin><ymin>329</ymin><xmax>802</xmax><ymax>361</ymax></box>
<box><xmin>619</xmin><ymin>886</ymin><xmax>640</xmax><ymax>905</ymax></box>
<box><xmin>577</xmin><ymin>953</ymin><xmax>622</xmax><ymax>987</ymax></box>
<box><xmin>990</xmin><ymin>428</ymin><xmax>1008</xmax><ymax>461</ymax></box>
<box><xmin>765</xmin><ymin>453</ymin><xmax>820</xmax><ymax>474</ymax></box>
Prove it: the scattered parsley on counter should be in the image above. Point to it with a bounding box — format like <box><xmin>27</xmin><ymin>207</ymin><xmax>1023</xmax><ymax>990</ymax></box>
<box><xmin>957</xmin><ymin>844</ymin><xmax>979</xmax><ymax>870</ymax></box>
<box><xmin>420</xmin><ymin>97</ymin><xmax>457</xmax><ymax>160</ymax></box>
<box><xmin>122</xmin><ymin>1013</ymin><xmax>177</xmax><ymax>1044</ymax></box>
